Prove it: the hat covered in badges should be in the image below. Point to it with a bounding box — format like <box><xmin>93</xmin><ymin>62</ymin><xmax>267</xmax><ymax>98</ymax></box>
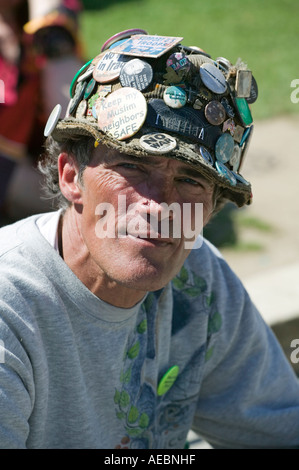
<box><xmin>46</xmin><ymin>29</ymin><xmax>258</xmax><ymax>207</ymax></box>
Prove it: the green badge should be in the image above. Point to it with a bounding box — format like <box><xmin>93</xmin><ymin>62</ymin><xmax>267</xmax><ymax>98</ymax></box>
<box><xmin>157</xmin><ymin>365</ymin><xmax>179</xmax><ymax>396</ymax></box>
<box><xmin>235</xmin><ymin>97</ymin><xmax>253</xmax><ymax>126</ymax></box>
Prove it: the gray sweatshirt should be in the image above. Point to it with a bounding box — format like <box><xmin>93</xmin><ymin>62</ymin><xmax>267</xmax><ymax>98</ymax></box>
<box><xmin>0</xmin><ymin>212</ymin><xmax>299</xmax><ymax>449</ymax></box>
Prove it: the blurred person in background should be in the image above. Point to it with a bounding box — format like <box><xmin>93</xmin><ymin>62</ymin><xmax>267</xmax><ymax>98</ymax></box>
<box><xmin>0</xmin><ymin>0</ymin><xmax>83</xmax><ymax>225</ymax></box>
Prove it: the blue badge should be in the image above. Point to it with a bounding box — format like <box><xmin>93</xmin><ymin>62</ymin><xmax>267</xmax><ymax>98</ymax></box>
<box><xmin>163</xmin><ymin>86</ymin><xmax>187</xmax><ymax>108</ymax></box>
<box><xmin>215</xmin><ymin>133</ymin><xmax>234</xmax><ymax>163</ymax></box>
<box><xmin>199</xmin><ymin>146</ymin><xmax>214</xmax><ymax>165</ymax></box>
<box><xmin>215</xmin><ymin>161</ymin><xmax>237</xmax><ymax>186</ymax></box>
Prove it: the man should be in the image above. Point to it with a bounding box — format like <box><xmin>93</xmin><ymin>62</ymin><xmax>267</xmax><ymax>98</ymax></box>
<box><xmin>1</xmin><ymin>29</ymin><xmax>299</xmax><ymax>449</ymax></box>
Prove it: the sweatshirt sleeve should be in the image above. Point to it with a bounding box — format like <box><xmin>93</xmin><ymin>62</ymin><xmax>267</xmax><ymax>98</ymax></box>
<box><xmin>192</xmin><ymin>258</ymin><xmax>299</xmax><ymax>449</ymax></box>
<box><xmin>0</xmin><ymin>306</ymin><xmax>35</xmax><ymax>449</ymax></box>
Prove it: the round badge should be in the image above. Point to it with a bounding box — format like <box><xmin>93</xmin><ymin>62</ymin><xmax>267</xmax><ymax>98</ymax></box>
<box><xmin>119</xmin><ymin>58</ymin><xmax>153</xmax><ymax>91</ymax></box>
<box><xmin>76</xmin><ymin>99</ymin><xmax>87</xmax><ymax>118</ymax></box>
<box><xmin>69</xmin><ymin>59</ymin><xmax>93</xmax><ymax>97</ymax></box>
<box><xmin>246</xmin><ymin>75</ymin><xmax>258</xmax><ymax>104</ymax></box>
<box><xmin>44</xmin><ymin>104</ymin><xmax>62</xmax><ymax>137</ymax></box>
<box><xmin>215</xmin><ymin>161</ymin><xmax>237</xmax><ymax>186</ymax></box>
<box><xmin>77</xmin><ymin>64</ymin><xmax>95</xmax><ymax>83</ymax></box>
<box><xmin>166</xmin><ymin>52</ymin><xmax>191</xmax><ymax>74</ymax></box>
<box><xmin>93</xmin><ymin>51</ymin><xmax>130</xmax><ymax>83</ymax></box>
<box><xmin>200</xmin><ymin>62</ymin><xmax>227</xmax><ymax>94</ymax></box>
<box><xmin>229</xmin><ymin>144</ymin><xmax>241</xmax><ymax>171</ymax></box>
<box><xmin>204</xmin><ymin>100</ymin><xmax>226</xmax><ymax>126</ymax></box>
<box><xmin>97</xmin><ymin>87</ymin><xmax>147</xmax><ymax>141</ymax></box>
<box><xmin>231</xmin><ymin>171</ymin><xmax>250</xmax><ymax>186</ymax></box>
<box><xmin>215</xmin><ymin>133</ymin><xmax>234</xmax><ymax>163</ymax></box>
<box><xmin>234</xmin><ymin>97</ymin><xmax>253</xmax><ymax>127</ymax></box>
<box><xmin>157</xmin><ymin>365</ymin><xmax>179</xmax><ymax>396</ymax></box>
<box><xmin>199</xmin><ymin>146</ymin><xmax>213</xmax><ymax>165</ymax></box>
<box><xmin>69</xmin><ymin>80</ymin><xmax>87</xmax><ymax>115</ymax></box>
<box><xmin>163</xmin><ymin>86</ymin><xmax>187</xmax><ymax>108</ymax></box>
<box><xmin>84</xmin><ymin>78</ymin><xmax>97</xmax><ymax>100</ymax></box>
<box><xmin>101</xmin><ymin>28</ymin><xmax>148</xmax><ymax>52</ymax></box>
<box><xmin>139</xmin><ymin>132</ymin><xmax>177</xmax><ymax>154</ymax></box>
<box><xmin>215</xmin><ymin>57</ymin><xmax>232</xmax><ymax>72</ymax></box>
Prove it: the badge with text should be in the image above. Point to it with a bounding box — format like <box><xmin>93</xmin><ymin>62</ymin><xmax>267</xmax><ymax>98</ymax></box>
<box><xmin>93</xmin><ymin>51</ymin><xmax>130</xmax><ymax>83</ymax></box>
<box><xmin>119</xmin><ymin>58</ymin><xmax>153</xmax><ymax>91</ymax></box>
<box><xmin>97</xmin><ymin>87</ymin><xmax>147</xmax><ymax>140</ymax></box>
<box><xmin>111</xmin><ymin>35</ymin><xmax>184</xmax><ymax>58</ymax></box>
<box><xmin>140</xmin><ymin>132</ymin><xmax>177</xmax><ymax>154</ymax></box>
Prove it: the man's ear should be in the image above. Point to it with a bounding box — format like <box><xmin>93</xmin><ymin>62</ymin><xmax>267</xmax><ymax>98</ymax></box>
<box><xmin>58</xmin><ymin>152</ymin><xmax>83</xmax><ymax>204</ymax></box>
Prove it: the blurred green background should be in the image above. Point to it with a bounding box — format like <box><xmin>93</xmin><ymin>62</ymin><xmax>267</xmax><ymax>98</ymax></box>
<box><xmin>80</xmin><ymin>0</ymin><xmax>299</xmax><ymax>121</ymax></box>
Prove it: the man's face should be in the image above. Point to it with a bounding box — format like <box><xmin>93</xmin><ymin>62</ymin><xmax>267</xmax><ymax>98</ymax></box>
<box><xmin>75</xmin><ymin>145</ymin><xmax>215</xmax><ymax>293</ymax></box>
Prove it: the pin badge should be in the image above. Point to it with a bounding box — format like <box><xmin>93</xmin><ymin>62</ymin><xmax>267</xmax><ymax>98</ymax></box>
<box><xmin>246</xmin><ymin>75</ymin><xmax>258</xmax><ymax>104</ymax></box>
<box><xmin>166</xmin><ymin>52</ymin><xmax>191</xmax><ymax>75</ymax></box>
<box><xmin>69</xmin><ymin>80</ymin><xmax>87</xmax><ymax>115</ymax></box>
<box><xmin>229</xmin><ymin>144</ymin><xmax>241</xmax><ymax>172</ymax></box>
<box><xmin>70</xmin><ymin>59</ymin><xmax>93</xmax><ymax>97</ymax></box>
<box><xmin>204</xmin><ymin>100</ymin><xmax>226</xmax><ymax>126</ymax></box>
<box><xmin>140</xmin><ymin>132</ymin><xmax>177</xmax><ymax>154</ymax></box>
<box><xmin>93</xmin><ymin>51</ymin><xmax>130</xmax><ymax>83</ymax></box>
<box><xmin>44</xmin><ymin>104</ymin><xmax>62</xmax><ymax>137</ymax></box>
<box><xmin>199</xmin><ymin>146</ymin><xmax>214</xmax><ymax>165</ymax></box>
<box><xmin>215</xmin><ymin>133</ymin><xmax>234</xmax><ymax>163</ymax></box>
<box><xmin>119</xmin><ymin>58</ymin><xmax>153</xmax><ymax>91</ymax></box>
<box><xmin>77</xmin><ymin>64</ymin><xmax>95</xmax><ymax>83</ymax></box>
<box><xmin>157</xmin><ymin>365</ymin><xmax>179</xmax><ymax>396</ymax></box>
<box><xmin>215</xmin><ymin>161</ymin><xmax>237</xmax><ymax>186</ymax></box>
<box><xmin>200</xmin><ymin>63</ymin><xmax>227</xmax><ymax>94</ymax></box>
<box><xmin>97</xmin><ymin>87</ymin><xmax>147</xmax><ymax>140</ymax></box>
<box><xmin>234</xmin><ymin>97</ymin><xmax>253</xmax><ymax>127</ymax></box>
<box><xmin>236</xmin><ymin>70</ymin><xmax>252</xmax><ymax>98</ymax></box>
<box><xmin>231</xmin><ymin>171</ymin><xmax>250</xmax><ymax>186</ymax></box>
<box><xmin>101</xmin><ymin>28</ymin><xmax>148</xmax><ymax>52</ymax></box>
<box><xmin>163</xmin><ymin>86</ymin><xmax>187</xmax><ymax>108</ymax></box>
<box><xmin>76</xmin><ymin>99</ymin><xmax>87</xmax><ymax>118</ymax></box>
<box><xmin>84</xmin><ymin>78</ymin><xmax>97</xmax><ymax>100</ymax></box>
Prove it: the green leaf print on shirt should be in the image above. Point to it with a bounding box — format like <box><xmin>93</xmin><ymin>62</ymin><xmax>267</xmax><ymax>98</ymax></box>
<box><xmin>173</xmin><ymin>266</ymin><xmax>207</xmax><ymax>297</ymax></box>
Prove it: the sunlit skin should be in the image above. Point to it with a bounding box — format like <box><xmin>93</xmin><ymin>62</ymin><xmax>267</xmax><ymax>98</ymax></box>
<box><xmin>58</xmin><ymin>144</ymin><xmax>216</xmax><ymax>308</ymax></box>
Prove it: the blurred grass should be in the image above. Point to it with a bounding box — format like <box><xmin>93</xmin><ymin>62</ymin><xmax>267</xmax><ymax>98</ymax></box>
<box><xmin>80</xmin><ymin>0</ymin><xmax>299</xmax><ymax>120</ymax></box>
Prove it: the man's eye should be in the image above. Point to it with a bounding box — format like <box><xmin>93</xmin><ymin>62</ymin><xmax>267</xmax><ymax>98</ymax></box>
<box><xmin>118</xmin><ymin>163</ymin><xmax>138</xmax><ymax>169</ymax></box>
<box><xmin>181</xmin><ymin>178</ymin><xmax>200</xmax><ymax>186</ymax></box>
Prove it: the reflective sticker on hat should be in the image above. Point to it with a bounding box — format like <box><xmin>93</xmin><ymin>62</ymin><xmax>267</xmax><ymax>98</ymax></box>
<box><xmin>199</xmin><ymin>63</ymin><xmax>227</xmax><ymax>94</ymax></box>
<box><xmin>44</xmin><ymin>104</ymin><xmax>62</xmax><ymax>137</ymax></box>
<box><xmin>119</xmin><ymin>58</ymin><xmax>153</xmax><ymax>91</ymax></box>
<box><xmin>163</xmin><ymin>86</ymin><xmax>187</xmax><ymax>108</ymax></box>
<box><xmin>93</xmin><ymin>51</ymin><xmax>131</xmax><ymax>84</ymax></box>
<box><xmin>215</xmin><ymin>133</ymin><xmax>234</xmax><ymax>163</ymax></box>
<box><xmin>110</xmin><ymin>35</ymin><xmax>184</xmax><ymax>58</ymax></box>
<box><xmin>140</xmin><ymin>132</ymin><xmax>177</xmax><ymax>154</ymax></box>
<box><xmin>215</xmin><ymin>161</ymin><xmax>237</xmax><ymax>186</ymax></box>
<box><xmin>146</xmin><ymin>99</ymin><xmax>222</xmax><ymax>149</ymax></box>
<box><xmin>199</xmin><ymin>146</ymin><xmax>214</xmax><ymax>165</ymax></box>
<box><xmin>235</xmin><ymin>69</ymin><xmax>252</xmax><ymax>98</ymax></box>
<box><xmin>97</xmin><ymin>87</ymin><xmax>147</xmax><ymax>140</ymax></box>
<box><xmin>229</xmin><ymin>144</ymin><xmax>241</xmax><ymax>172</ymax></box>
<box><xmin>204</xmin><ymin>100</ymin><xmax>226</xmax><ymax>126</ymax></box>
